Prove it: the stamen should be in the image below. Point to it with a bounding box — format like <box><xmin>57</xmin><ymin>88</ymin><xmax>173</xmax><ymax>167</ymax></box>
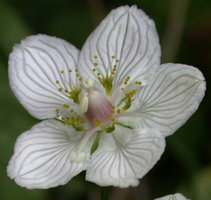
<box><xmin>55</xmin><ymin>68</ymin><xmax>83</xmax><ymax>104</ymax></box>
<box><xmin>91</xmin><ymin>54</ymin><xmax>120</xmax><ymax>95</ymax></box>
<box><xmin>135</xmin><ymin>81</ymin><xmax>142</xmax><ymax>85</ymax></box>
<box><xmin>78</xmin><ymin>89</ymin><xmax>89</xmax><ymax>113</ymax></box>
<box><xmin>124</xmin><ymin>76</ymin><xmax>131</xmax><ymax>85</ymax></box>
<box><xmin>93</xmin><ymin>119</ymin><xmax>102</xmax><ymax>126</ymax></box>
<box><xmin>110</xmin><ymin>117</ymin><xmax>115</xmax><ymax>123</ymax></box>
<box><xmin>63</xmin><ymin>104</ymin><xmax>70</xmax><ymax>109</ymax></box>
<box><xmin>56</xmin><ymin>109</ymin><xmax>85</xmax><ymax>131</ymax></box>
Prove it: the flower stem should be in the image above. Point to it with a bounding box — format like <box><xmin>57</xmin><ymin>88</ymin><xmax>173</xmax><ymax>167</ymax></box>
<box><xmin>100</xmin><ymin>187</ymin><xmax>111</xmax><ymax>200</ymax></box>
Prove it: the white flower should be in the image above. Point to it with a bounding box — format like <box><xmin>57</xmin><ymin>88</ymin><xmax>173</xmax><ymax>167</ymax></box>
<box><xmin>7</xmin><ymin>5</ymin><xmax>205</xmax><ymax>189</ymax></box>
<box><xmin>154</xmin><ymin>193</ymin><xmax>190</xmax><ymax>200</ymax></box>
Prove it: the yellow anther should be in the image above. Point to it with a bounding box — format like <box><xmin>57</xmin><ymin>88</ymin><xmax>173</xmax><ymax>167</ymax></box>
<box><xmin>97</xmin><ymin>72</ymin><xmax>101</xmax><ymax>76</ymax></box>
<box><xmin>56</xmin><ymin>80</ymin><xmax>60</xmax><ymax>84</ymax></box>
<box><xmin>131</xmin><ymin>90</ymin><xmax>137</xmax><ymax>95</ymax></box>
<box><xmin>76</xmin><ymin>74</ymin><xmax>80</xmax><ymax>77</ymax></box>
<box><xmin>135</xmin><ymin>81</ymin><xmax>142</xmax><ymax>85</ymax></box>
<box><xmin>94</xmin><ymin>55</ymin><xmax>98</xmax><ymax>59</ymax></box>
<box><xmin>63</xmin><ymin>104</ymin><xmax>70</xmax><ymax>109</ymax></box>
<box><xmin>93</xmin><ymin>119</ymin><xmax>102</xmax><ymax>126</ymax></box>
<box><xmin>55</xmin><ymin>108</ymin><xmax>60</xmax><ymax>113</ymax></box>
<box><xmin>60</xmin><ymin>70</ymin><xmax>64</xmax><ymax>74</ymax></box>
<box><xmin>125</xmin><ymin>90</ymin><xmax>137</xmax><ymax>99</ymax></box>
<box><xmin>116</xmin><ymin>59</ymin><xmax>119</xmax><ymax>63</ymax></box>
<box><xmin>111</xmin><ymin>72</ymin><xmax>115</xmax><ymax>75</ymax></box>
<box><xmin>110</xmin><ymin>117</ymin><xmax>115</xmax><ymax>122</ymax></box>
<box><xmin>121</xmin><ymin>88</ymin><xmax>125</xmax><ymax>91</ymax></box>
<box><xmin>68</xmin><ymin>69</ymin><xmax>72</xmax><ymax>72</ymax></box>
<box><xmin>64</xmin><ymin>89</ymin><xmax>68</xmax><ymax>93</ymax></box>
<box><xmin>58</xmin><ymin>88</ymin><xmax>63</xmax><ymax>92</ymax></box>
<box><xmin>75</xmin><ymin>69</ymin><xmax>78</xmax><ymax>72</ymax></box>
<box><xmin>125</xmin><ymin>93</ymin><xmax>130</xmax><ymax>98</ymax></box>
<box><xmin>92</xmin><ymin>68</ymin><xmax>96</xmax><ymax>72</ymax></box>
<box><xmin>111</xmin><ymin>56</ymin><xmax>115</xmax><ymax>59</ymax></box>
<box><xmin>111</xmin><ymin>110</ymin><xmax>115</xmax><ymax>114</ymax></box>
<box><xmin>79</xmin><ymin>77</ymin><xmax>83</xmax><ymax>81</ymax></box>
<box><xmin>117</xmin><ymin>109</ymin><xmax>121</xmax><ymax>113</ymax></box>
<box><xmin>113</xmin><ymin>65</ymin><xmax>117</xmax><ymax>68</ymax></box>
<box><xmin>70</xmin><ymin>109</ymin><xmax>74</xmax><ymax>112</ymax></box>
<box><xmin>112</xmin><ymin>105</ymin><xmax>115</xmax><ymax>109</ymax></box>
<box><xmin>124</xmin><ymin>76</ymin><xmax>131</xmax><ymax>85</ymax></box>
<box><xmin>93</xmin><ymin>62</ymin><xmax>98</xmax><ymax>66</ymax></box>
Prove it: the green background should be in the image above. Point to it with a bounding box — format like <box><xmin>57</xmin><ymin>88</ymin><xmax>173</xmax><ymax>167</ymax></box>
<box><xmin>0</xmin><ymin>0</ymin><xmax>210</xmax><ymax>199</ymax></box>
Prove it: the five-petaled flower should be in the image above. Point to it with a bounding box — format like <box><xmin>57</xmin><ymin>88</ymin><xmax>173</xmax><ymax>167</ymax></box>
<box><xmin>7</xmin><ymin>5</ymin><xmax>205</xmax><ymax>189</ymax></box>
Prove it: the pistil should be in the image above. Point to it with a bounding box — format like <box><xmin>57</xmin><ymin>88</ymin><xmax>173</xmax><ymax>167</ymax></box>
<box><xmin>85</xmin><ymin>90</ymin><xmax>113</xmax><ymax>126</ymax></box>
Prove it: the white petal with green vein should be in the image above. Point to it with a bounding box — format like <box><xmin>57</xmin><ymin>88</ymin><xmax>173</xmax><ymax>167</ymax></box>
<box><xmin>86</xmin><ymin>127</ymin><xmax>165</xmax><ymax>187</ymax></box>
<box><xmin>78</xmin><ymin>5</ymin><xmax>160</xmax><ymax>90</ymax></box>
<box><xmin>133</xmin><ymin>63</ymin><xmax>205</xmax><ymax>136</ymax></box>
<box><xmin>9</xmin><ymin>34</ymin><xmax>79</xmax><ymax>119</ymax></box>
<box><xmin>7</xmin><ymin>120</ymin><xmax>90</xmax><ymax>189</ymax></box>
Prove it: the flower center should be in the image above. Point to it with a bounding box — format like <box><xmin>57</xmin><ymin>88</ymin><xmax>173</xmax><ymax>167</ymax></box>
<box><xmin>85</xmin><ymin>90</ymin><xmax>113</xmax><ymax>126</ymax></box>
<box><xmin>78</xmin><ymin>79</ymin><xmax>113</xmax><ymax>127</ymax></box>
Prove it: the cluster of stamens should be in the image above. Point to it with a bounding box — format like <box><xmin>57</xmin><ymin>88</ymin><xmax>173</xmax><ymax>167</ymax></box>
<box><xmin>121</xmin><ymin>76</ymin><xmax>142</xmax><ymax>91</ymax></box>
<box><xmin>53</xmin><ymin>56</ymin><xmax>143</xmax><ymax>134</ymax></box>
<box><xmin>54</xmin><ymin>68</ymin><xmax>88</xmax><ymax>131</ymax></box>
<box><xmin>92</xmin><ymin>117</ymin><xmax>116</xmax><ymax>133</ymax></box>
<box><xmin>55</xmin><ymin>107</ymin><xmax>85</xmax><ymax>131</ymax></box>
<box><xmin>119</xmin><ymin>78</ymin><xmax>143</xmax><ymax>113</ymax></box>
<box><xmin>92</xmin><ymin>55</ymin><xmax>120</xmax><ymax>95</ymax></box>
<box><xmin>55</xmin><ymin>68</ymin><xmax>83</xmax><ymax>104</ymax></box>
<box><xmin>112</xmin><ymin>88</ymin><xmax>137</xmax><ymax>114</ymax></box>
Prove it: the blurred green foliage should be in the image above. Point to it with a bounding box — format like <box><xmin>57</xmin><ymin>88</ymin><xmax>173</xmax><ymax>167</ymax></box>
<box><xmin>0</xmin><ymin>0</ymin><xmax>210</xmax><ymax>200</ymax></box>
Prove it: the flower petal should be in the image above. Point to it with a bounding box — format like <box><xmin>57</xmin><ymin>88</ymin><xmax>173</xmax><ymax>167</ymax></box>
<box><xmin>7</xmin><ymin>120</ymin><xmax>90</xmax><ymax>189</ymax></box>
<box><xmin>86</xmin><ymin>126</ymin><xmax>165</xmax><ymax>187</ymax></box>
<box><xmin>154</xmin><ymin>193</ymin><xmax>189</xmax><ymax>200</ymax></box>
<box><xmin>9</xmin><ymin>34</ymin><xmax>79</xmax><ymax>119</ymax></box>
<box><xmin>78</xmin><ymin>5</ymin><xmax>160</xmax><ymax>89</ymax></box>
<box><xmin>133</xmin><ymin>63</ymin><xmax>206</xmax><ymax>136</ymax></box>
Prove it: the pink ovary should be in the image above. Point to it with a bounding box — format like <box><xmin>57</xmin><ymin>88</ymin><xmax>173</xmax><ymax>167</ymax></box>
<box><xmin>85</xmin><ymin>90</ymin><xmax>113</xmax><ymax>125</ymax></box>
